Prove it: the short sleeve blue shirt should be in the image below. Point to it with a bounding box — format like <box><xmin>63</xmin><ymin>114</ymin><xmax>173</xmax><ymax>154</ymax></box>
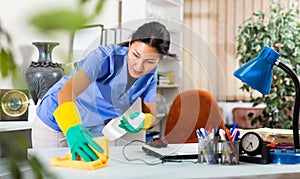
<box><xmin>36</xmin><ymin>44</ymin><xmax>157</xmax><ymax>135</ymax></box>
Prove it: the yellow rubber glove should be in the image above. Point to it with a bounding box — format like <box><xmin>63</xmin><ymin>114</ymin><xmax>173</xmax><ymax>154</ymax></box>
<box><xmin>119</xmin><ymin>112</ymin><xmax>153</xmax><ymax>133</ymax></box>
<box><xmin>53</xmin><ymin>102</ymin><xmax>103</xmax><ymax>162</ymax></box>
<box><xmin>51</xmin><ymin>136</ymin><xmax>109</xmax><ymax>170</ymax></box>
<box><xmin>53</xmin><ymin>102</ymin><xmax>81</xmax><ymax>135</ymax></box>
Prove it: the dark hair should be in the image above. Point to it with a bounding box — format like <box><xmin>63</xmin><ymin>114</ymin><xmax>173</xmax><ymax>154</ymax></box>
<box><xmin>119</xmin><ymin>21</ymin><xmax>175</xmax><ymax>58</ymax></box>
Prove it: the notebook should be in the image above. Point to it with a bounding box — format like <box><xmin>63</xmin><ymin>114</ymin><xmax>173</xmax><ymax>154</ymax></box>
<box><xmin>142</xmin><ymin>143</ymin><xmax>199</xmax><ymax>161</ymax></box>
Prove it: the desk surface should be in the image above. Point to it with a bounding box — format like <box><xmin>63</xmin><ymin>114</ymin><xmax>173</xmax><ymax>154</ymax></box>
<box><xmin>28</xmin><ymin>145</ymin><xmax>300</xmax><ymax>179</ymax></box>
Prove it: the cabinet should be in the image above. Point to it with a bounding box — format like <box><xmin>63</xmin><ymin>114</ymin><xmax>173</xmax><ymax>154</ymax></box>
<box><xmin>121</xmin><ymin>0</ymin><xmax>184</xmax><ymax>136</ymax></box>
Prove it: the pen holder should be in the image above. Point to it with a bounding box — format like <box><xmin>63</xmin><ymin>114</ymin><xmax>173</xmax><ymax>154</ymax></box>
<box><xmin>198</xmin><ymin>139</ymin><xmax>239</xmax><ymax>165</ymax></box>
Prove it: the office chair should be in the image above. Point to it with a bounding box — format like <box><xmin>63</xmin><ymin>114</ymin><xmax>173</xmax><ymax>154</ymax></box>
<box><xmin>164</xmin><ymin>89</ymin><xmax>225</xmax><ymax>143</ymax></box>
<box><xmin>232</xmin><ymin>107</ymin><xmax>263</xmax><ymax>129</ymax></box>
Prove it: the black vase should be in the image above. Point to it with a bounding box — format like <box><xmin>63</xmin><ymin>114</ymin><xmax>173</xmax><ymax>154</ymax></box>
<box><xmin>25</xmin><ymin>42</ymin><xmax>64</xmax><ymax>105</ymax></box>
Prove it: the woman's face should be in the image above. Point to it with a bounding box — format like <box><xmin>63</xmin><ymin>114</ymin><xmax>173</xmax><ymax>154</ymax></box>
<box><xmin>127</xmin><ymin>41</ymin><xmax>160</xmax><ymax>78</ymax></box>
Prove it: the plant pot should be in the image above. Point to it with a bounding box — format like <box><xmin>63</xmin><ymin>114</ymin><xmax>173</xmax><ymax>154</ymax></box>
<box><xmin>25</xmin><ymin>42</ymin><xmax>64</xmax><ymax>105</ymax></box>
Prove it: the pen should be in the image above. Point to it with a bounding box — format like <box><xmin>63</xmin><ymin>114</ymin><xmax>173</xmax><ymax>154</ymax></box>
<box><xmin>198</xmin><ymin>137</ymin><xmax>211</xmax><ymax>163</ymax></box>
<box><xmin>222</xmin><ymin>144</ymin><xmax>231</xmax><ymax>164</ymax></box>
<box><xmin>196</xmin><ymin>129</ymin><xmax>202</xmax><ymax>138</ymax></box>
<box><xmin>230</xmin><ymin>122</ymin><xmax>238</xmax><ymax>135</ymax></box>
<box><xmin>218</xmin><ymin>129</ymin><xmax>226</xmax><ymax>141</ymax></box>
<box><xmin>225</xmin><ymin>128</ymin><xmax>232</xmax><ymax>141</ymax></box>
<box><xmin>198</xmin><ymin>133</ymin><xmax>216</xmax><ymax>164</ymax></box>
<box><xmin>205</xmin><ymin>141</ymin><xmax>216</xmax><ymax>164</ymax></box>
<box><xmin>208</xmin><ymin>128</ymin><xmax>215</xmax><ymax>140</ymax></box>
<box><xmin>219</xmin><ymin>129</ymin><xmax>231</xmax><ymax>163</ymax></box>
<box><xmin>232</xmin><ymin>129</ymin><xmax>240</xmax><ymax>141</ymax></box>
<box><xmin>225</xmin><ymin>128</ymin><xmax>240</xmax><ymax>164</ymax></box>
<box><xmin>230</xmin><ymin>128</ymin><xmax>237</xmax><ymax>140</ymax></box>
<box><xmin>214</xmin><ymin>127</ymin><xmax>220</xmax><ymax>137</ymax></box>
<box><xmin>200</xmin><ymin>128</ymin><xmax>208</xmax><ymax>139</ymax></box>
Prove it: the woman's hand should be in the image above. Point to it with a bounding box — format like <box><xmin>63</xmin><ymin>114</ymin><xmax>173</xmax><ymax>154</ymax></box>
<box><xmin>119</xmin><ymin>112</ymin><xmax>153</xmax><ymax>134</ymax></box>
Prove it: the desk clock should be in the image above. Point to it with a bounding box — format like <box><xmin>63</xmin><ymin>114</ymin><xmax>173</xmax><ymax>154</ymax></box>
<box><xmin>239</xmin><ymin>131</ymin><xmax>271</xmax><ymax>164</ymax></box>
<box><xmin>240</xmin><ymin>132</ymin><xmax>263</xmax><ymax>156</ymax></box>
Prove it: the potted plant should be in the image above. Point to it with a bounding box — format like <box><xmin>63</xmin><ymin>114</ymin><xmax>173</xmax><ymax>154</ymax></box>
<box><xmin>235</xmin><ymin>0</ymin><xmax>300</xmax><ymax>129</ymax></box>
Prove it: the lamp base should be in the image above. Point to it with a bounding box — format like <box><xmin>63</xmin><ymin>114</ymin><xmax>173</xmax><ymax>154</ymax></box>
<box><xmin>270</xmin><ymin>149</ymin><xmax>300</xmax><ymax>164</ymax></box>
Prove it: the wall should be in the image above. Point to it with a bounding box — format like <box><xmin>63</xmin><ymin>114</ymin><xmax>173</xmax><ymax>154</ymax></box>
<box><xmin>0</xmin><ymin>0</ymin><xmax>119</xmax><ymax>88</ymax></box>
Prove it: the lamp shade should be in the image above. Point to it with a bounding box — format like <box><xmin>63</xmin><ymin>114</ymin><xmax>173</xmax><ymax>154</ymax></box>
<box><xmin>234</xmin><ymin>46</ymin><xmax>280</xmax><ymax>95</ymax></box>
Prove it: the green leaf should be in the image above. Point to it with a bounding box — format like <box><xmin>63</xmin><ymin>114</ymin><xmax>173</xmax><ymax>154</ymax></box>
<box><xmin>94</xmin><ymin>0</ymin><xmax>106</xmax><ymax>15</ymax></box>
<box><xmin>80</xmin><ymin>0</ymin><xmax>89</xmax><ymax>3</ymax></box>
<box><xmin>0</xmin><ymin>49</ymin><xmax>17</xmax><ymax>78</ymax></box>
<box><xmin>247</xmin><ymin>112</ymin><xmax>254</xmax><ymax>118</ymax></box>
<box><xmin>30</xmin><ymin>10</ymin><xmax>89</xmax><ymax>32</ymax></box>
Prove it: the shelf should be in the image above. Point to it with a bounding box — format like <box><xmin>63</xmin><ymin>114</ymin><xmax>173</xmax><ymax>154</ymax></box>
<box><xmin>163</xmin><ymin>54</ymin><xmax>181</xmax><ymax>61</ymax></box>
<box><xmin>147</xmin><ymin>0</ymin><xmax>182</xmax><ymax>7</ymax></box>
<box><xmin>0</xmin><ymin>122</ymin><xmax>32</xmax><ymax>132</ymax></box>
<box><xmin>157</xmin><ymin>84</ymin><xmax>178</xmax><ymax>88</ymax></box>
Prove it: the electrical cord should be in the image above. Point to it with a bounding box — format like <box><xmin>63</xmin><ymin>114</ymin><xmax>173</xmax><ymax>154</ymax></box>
<box><xmin>122</xmin><ymin>140</ymin><xmax>199</xmax><ymax>165</ymax></box>
<box><xmin>122</xmin><ymin>139</ymin><xmax>162</xmax><ymax>165</ymax></box>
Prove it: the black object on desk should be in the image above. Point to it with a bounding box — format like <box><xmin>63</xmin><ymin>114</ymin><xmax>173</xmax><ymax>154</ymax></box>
<box><xmin>142</xmin><ymin>143</ymin><xmax>199</xmax><ymax>162</ymax></box>
<box><xmin>239</xmin><ymin>132</ymin><xmax>271</xmax><ymax>164</ymax></box>
<box><xmin>146</xmin><ymin>137</ymin><xmax>168</xmax><ymax>148</ymax></box>
<box><xmin>239</xmin><ymin>143</ymin><xmax>271</xmax><ymax>164</ymax></box>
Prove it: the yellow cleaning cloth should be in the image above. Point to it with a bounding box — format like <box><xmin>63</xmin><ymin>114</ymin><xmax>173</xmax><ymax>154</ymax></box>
<box><xmin>50</xmin><ymin>137</ymin><xmax>109</xmax><ymax>170</ymax></box>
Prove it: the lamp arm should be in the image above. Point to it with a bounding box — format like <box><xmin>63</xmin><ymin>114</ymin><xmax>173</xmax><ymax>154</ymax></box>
<box><xmin>276</xmin><ymin>61</ymin><xmax>300</xmax><ymax>149</ymax></box>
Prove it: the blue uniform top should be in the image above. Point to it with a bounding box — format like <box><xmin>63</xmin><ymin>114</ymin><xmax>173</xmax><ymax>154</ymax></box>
<box><xmin>36</xmin><ymin>44</ymin><xmax>157</xmax><ymax>136</ymax></box>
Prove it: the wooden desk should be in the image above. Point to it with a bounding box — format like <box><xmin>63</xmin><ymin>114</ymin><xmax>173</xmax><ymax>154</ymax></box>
<box><xmin>28</xmin><ymin>145</ymin><xmax>300</xmax><ymax>178</ymax></box>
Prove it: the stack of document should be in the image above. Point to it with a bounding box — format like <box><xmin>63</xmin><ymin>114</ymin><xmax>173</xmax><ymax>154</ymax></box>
<box><xmin>158</xmin><ymin>71</ymin><xmax>174</xmax><ymax>85</ymax></box>
<box><xmin>240</xmin><ymin>128</ymin><xmax>296</xmax><ymax>146</ymax></box>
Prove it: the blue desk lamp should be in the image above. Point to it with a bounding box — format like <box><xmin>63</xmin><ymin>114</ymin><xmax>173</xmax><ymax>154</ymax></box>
<box><xmin>234</xmin><ymin>46</ymin><xmax>300</xmax><ymax>156</ymax></box>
